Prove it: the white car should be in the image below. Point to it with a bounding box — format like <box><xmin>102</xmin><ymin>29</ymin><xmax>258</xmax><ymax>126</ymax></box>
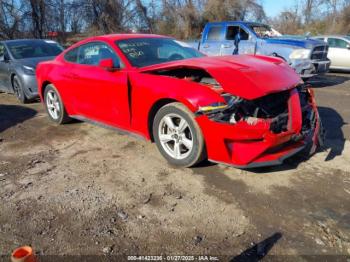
<box><xmin>313</xmin><ymin>35</ymin><xmax>350</xmax><ymax>71</ymax></box>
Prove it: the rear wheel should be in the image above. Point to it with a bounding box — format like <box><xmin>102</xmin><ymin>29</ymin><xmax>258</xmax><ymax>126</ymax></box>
<box><xmin>153</xmin><ymin>102</ymin><xmax>206</xmax><ymax>167</ymax></box>
<box><xmin>13</xmin><ymin>76</ymin><xmax>29</xmax><ymax>103</ymax></box>
<box><xmin>44</xmin><ymin>84</ymin><xmax>70</xmax><ymax>124</ymax></box>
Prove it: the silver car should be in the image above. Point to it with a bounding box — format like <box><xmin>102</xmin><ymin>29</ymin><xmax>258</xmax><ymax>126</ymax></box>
<box><xmin>313</xmin><ymin>35</ymin><xmax>350</xmax><ymax>71</ymax></box>
<box><xmin>0</xmin><ymin>39</ymin><xmax>63</xmax><ymax>103</ymax></box>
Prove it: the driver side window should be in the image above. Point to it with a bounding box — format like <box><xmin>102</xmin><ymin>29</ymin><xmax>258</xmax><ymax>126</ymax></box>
<box><xmin>239</xmin><ymin>28</ymin><xmax>249</xmax><ymax>40</ymax></box>
<box><xmin>76</xmin><ymin>42</ymin><xmax>121</xmax><ymax>67</ymax></box>
<box><xmin>226</xmin><ymin>26</ymin><xmax>240</xmax><ymax>40</ymax></box>
<box><xmin>226</xmin><ymin>26</ymin><xmax>249</xmax><ymax>41</ymax></box>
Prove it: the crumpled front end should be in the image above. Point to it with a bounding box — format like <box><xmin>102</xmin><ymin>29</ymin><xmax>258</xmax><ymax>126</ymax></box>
<box><xmin>291</xmin><ymin>58</ymin><xmax>331</xmax><ymax>79</ymax></box>
<box><xmin>195</xmin><ymin>85</ymin><xmax>323</xmax><ymax>168</ymax></box>
<box><xmin>290</xmin><ymin>45</ymin><xmax>331</xmax><ymax>78</ymax></box>
<box><xmin>290</xmin><ymin>59</ymin><xmax>314</xmax><ymax>76</ymax></box>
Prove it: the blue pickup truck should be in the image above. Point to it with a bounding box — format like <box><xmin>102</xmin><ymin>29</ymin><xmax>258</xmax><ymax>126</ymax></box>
<box><xmin>190</xmin><ymin>21</ymin><xmax>330</xmax><ymax>78</ymax></box>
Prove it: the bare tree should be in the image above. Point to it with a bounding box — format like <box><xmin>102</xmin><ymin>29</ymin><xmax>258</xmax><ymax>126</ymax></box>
<box><xmin>304</xmin><ymin>0</ymin><xmax>314</xmax><ymax>24</ymax></box>
<box><xmin>270</xmin><ymin>2</ymin><xmax>303</xmax><ymax>35</ymax></box>
<box><xmin>155</xmin><ymin>0</ymin><xmax>265</xmax><ymax>39</ymax></box>
<box><xmin>240</xmin><ymin>0</ymin><xmax>266</xmax><ymax>21</ymax></box>
<box><xmin>0</xmin><ymin>0</ymin><xmax>25</xmax><ymax>39</ymax></box>
<box><xmin>134</xmin><ymin>0</ymin><xmax>156</xmax><ymax>33</ymax></box>
<box><xmin>82</xmin><ymin>0</ymin><xmax>135</xmax><ymax>34</ymax></box>
<box><xmin>27</xmin><ymin>0</ymin><xmax>46</xmax><ymax>38</ymax></box>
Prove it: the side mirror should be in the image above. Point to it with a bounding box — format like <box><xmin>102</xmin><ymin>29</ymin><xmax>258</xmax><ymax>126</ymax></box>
<box><xmin>99</xmin><ymin>58</ymin><xmax>119</xmax><ymax>72</ymax></box>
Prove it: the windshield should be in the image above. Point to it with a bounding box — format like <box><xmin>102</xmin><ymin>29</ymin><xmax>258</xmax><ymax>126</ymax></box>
<box><xmin>7</xmin><ymin>40</ymin><xmax>63</xmax><ymax>59</ymax></box>
<box><xmin>116</xmin><ymin>38</ymin><xmax>204</xmax><ymax>67</ymax></box>
<box><xmin>249</xmin><ymin>25</ymin><xmax>282</xmax><ymax>38</ymax></box>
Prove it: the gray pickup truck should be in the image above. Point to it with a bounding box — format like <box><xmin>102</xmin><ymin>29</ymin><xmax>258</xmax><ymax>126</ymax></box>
<box><xmin>190</xmin><ymin>21</ymin><xmax>330</xmax><ymax>78</ymax></box>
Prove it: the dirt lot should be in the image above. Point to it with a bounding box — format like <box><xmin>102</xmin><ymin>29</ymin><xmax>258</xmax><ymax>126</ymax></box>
<box><xmin>0</xmin><ymin>73</ymin><xmax>350</xmax><ymax>261</ymax></box>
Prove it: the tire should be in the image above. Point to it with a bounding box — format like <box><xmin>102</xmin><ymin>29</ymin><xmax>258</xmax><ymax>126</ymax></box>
<box><xmin>153</xmin><ymin>102</ymin><xmax>206</xmax><ymax>167</ymax></box>
<box><xmin>44</xmin><ymin>84</ymin><xmax>70</xmax><ymax>124</ymax></box>
<box><xmin>13</xmin><ymin>76</ymin><xmax>29</xmax><ymax>103</ymax></box>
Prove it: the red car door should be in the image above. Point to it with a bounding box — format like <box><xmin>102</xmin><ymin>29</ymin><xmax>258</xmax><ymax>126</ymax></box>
<box><xmin>69</xmin><ymin>42</ymin><xmax>130</xmax><ymax>129</ymax></box>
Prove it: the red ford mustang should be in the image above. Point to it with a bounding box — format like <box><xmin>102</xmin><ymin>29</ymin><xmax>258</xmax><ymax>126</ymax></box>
<box><xmin>36</xmin><ymin>34</ymin><xmax>323</xmax><ymax>168</ymax></box>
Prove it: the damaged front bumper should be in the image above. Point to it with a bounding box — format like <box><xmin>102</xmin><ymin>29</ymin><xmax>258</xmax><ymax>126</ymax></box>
<box><xmin>291</xmin><ymin>58</ymin><xmax>331</xmax><ymax>79</ymax></box>
<box><xmin>195</xmin><ymin>87</ymin><xmax>323</xmax><ymax>168</ymax></box>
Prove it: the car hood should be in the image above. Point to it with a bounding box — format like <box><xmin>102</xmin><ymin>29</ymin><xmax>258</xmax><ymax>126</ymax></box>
<box><xmin>139</xmin><ymin>55</ymin><xmax>302</xmax><ymax>100</ymax></box>
<box><xmin>17</xmin><ymin>56</ymin><xmax>56</xmax><ymax>69</ymax></box>
<box><xmin>264</xmin><ymin>37</ymin><xmax>326</xmax><ymax>49</ymax></box>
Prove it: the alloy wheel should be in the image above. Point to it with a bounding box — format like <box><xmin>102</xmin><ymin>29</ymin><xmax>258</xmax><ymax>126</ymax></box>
<box><xmin>158</xmin><ymin>113</ymin><xmax>193</xmax><ymax>160</ymax></box>
<box><xmin>46</xmin><ymin>90</ymin><xmax>61</xmax><ymax>120</ymax></box>
<box><xmin>13</xmin><ymin>79</ymin><xmax>22</xmax><ymax>100</ymax></box>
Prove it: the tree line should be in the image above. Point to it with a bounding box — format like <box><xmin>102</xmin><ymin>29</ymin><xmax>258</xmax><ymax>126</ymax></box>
<box><xmin>0</xmin><ymin>0</ymin><xmax>349</xmax><ymax>43</ymax></box>
<box><xmin>271</xmin><ymin>0</ymin><xmax>350</xmax><ymax>35</ymax></box>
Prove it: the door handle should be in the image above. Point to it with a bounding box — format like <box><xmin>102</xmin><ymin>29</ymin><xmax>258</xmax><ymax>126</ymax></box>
<box><xmin>202</xmin><ymin>44</ymin><xmax>210</xmax><ymax>48</ymax></box>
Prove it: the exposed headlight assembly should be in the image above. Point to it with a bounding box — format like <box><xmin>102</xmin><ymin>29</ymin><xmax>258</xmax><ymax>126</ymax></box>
<box><xmin>195</xmin><ymin>94</ymin><xmax>245</xmax><ymax>123</ymax></box>
<box><xmin>23</xmin><ymin>65</ymin><xmax>35</xmax><ymax>75</ymax></box>
<box><xmin>197</xmin><ymin>103</ymin><xmax>228</xmax><ymax>114</ymax></box>
<box><xmin>196</xmin><ymin>91</ymin><xmax>291</xmax><ymax>126</ymax></box>
<box><xmin>289</xmin><ymin>49</ymin><xmax>311</xmax><ymax>59</ymax></box>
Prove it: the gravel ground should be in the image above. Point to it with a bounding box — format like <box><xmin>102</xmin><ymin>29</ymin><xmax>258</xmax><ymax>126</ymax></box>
<box><xmin>0</xmin><ymin>73</ymin><xmax>349</xmax><ymax>261</ymax></box>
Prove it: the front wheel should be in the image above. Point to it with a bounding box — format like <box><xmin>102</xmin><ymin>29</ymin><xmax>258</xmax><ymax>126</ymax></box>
<box><xmin>13</xmin><ymin>76</ymin><xmax>29</xmax><ymax>103</ymax></box>
<box><xmin>44</xmin><ymin>84</ymin><xmax>70</xmax><ymax>124</ymax></box>
<box><xmin>153</xmin><ymin>102</ymin><xmax>206</xmax><ymax>167</ymax></box>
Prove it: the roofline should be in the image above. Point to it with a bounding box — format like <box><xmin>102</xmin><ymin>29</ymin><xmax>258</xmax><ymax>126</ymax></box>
<box><xmin>206</xmin><ymin>21</ymin><xmax>268</xmax><ymax>26</ymax></box>
<box><xmin>1</xmin><ymin>38</ymin><xmax>58</xmax><ymax>43</ymax></box>
<box><xmin>91</xmin><ymin>33</ymin><xmax>172</xmax><ymax>42</ymax></box>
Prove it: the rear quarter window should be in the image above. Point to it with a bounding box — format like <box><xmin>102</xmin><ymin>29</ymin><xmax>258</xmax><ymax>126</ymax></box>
<box><xmin>207</xmin><ymin>26</ymin><xmax>223</xmax><ymax>41</ymax></box>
